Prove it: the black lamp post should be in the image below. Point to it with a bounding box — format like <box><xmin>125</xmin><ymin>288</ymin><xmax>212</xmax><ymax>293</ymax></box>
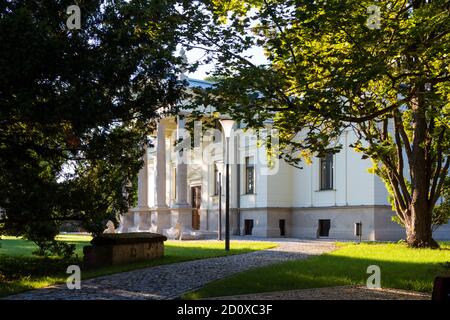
<box><xmin>218</xmin><ymin>172</ymin><xmax>222</xmax><ymax>241</ymax></box>
<box><xmin>219</xmin><ymin>119</ymin><xmax>235</xmax><ymax>251</ymax></box>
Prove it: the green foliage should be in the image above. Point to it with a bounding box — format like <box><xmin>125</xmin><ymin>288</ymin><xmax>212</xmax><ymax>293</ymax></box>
<box><xmin>0</xmin><ymin>1</ymin><xmax>199</xmax><ymax>253</ymax></box>
<box><xmin>189</xmin><ymin>0</ymin><xmax>450</xmax><ymax>246</ymax></box>
<box><xmin>432</xmin><ymin>177</ymin><xmax>450</xmax><ymax>230</ymax></box>
<box><xmin>31</xmin><ymin>240</ymin><xmax>75</xmax><ymax>259</ymax></box>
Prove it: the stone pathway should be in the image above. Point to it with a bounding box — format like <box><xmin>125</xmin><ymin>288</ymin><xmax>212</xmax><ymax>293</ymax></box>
<box><xmin>4</xmin><ymin>239</ymin><xmax>335</xmax><ymax>300</ymax></box>
<box><xmin>209</xmin><ymin>286</ymin><xmax>431</xmax><ymax>300</ymax></box>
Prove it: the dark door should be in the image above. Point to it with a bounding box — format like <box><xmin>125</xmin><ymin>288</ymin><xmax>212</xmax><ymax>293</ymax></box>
<box><xmin>244</xmin><ymin>219</ymin><xmax>253</xmax><ymax>235</ymax></box>
<box><xmin>279</xmin><ymin>219</ymin><xmax>286</xmax><ymax>236</ymax></box>
<box><xmin>318</xmin><ymin>219</ymin><xmax>331</xmax><ymax>237</ymax></box>
<box><xmin>191</xmin><ymin>186</ymin><xmax>201</xmax><ymax>230</ymax></box>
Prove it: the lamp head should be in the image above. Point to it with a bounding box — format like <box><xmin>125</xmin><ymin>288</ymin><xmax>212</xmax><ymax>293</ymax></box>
<box><xmin>219</xmin><ymin>119</ymin><xmax>235</xmax><ymax>138</ymax></box>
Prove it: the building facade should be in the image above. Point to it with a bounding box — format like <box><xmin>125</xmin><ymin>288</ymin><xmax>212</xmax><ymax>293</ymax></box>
<box><xmin>119</xmin><ymin>79</ymin><xmax>450</xmax><ymax>241</ymax></box>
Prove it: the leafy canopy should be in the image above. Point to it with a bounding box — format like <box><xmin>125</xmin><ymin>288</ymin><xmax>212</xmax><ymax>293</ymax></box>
<box><xmin>0</xmin><ymin>0</ymin><xmax>199</xmax><ymax>255</ymax></box>
<box><xmin>187</xmin><ymin>0</ymin><xmax>450</xmax><ymax>245</ymax></box>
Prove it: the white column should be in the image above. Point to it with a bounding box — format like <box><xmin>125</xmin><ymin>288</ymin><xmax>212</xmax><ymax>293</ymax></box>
<box><xmin>170</xmin><ymin>116</ymin><xmax>191</xmax><ymax>232</ymax></box>
<box><xmin>137</xmin><ymin>146</ymin><xmax>149</xmax><ymax>208</ymax></box>
<box><xmin>129</xmin><ymin>145</ymin><xmax>151</xmax><ymax>231</ymax></box>
<box><xmin>156</xmin><ymin>122</ymin><xmax>167</xmax><ymax>208</ymax></box>
<box><xmin>175</xmin><ymin>116</ymin><xmax>189</xmax><ymax>206</ymax></box>
<box><xmin>148</xmin><ymin>159</ymin><xmax>155</xmax><ymax>208</ymax></box>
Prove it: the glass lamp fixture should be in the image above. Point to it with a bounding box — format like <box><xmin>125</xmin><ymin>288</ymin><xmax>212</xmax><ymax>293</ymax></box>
<box><xmin>219</xmin><ymin>119</ymin><xmax>235</xmax><ymax>138</ymax></box>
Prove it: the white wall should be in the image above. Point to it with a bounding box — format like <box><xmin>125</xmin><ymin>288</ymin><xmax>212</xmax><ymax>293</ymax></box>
<box><xmin>291</xmin><ymin>130</ymin><xmax>388</xmax><ymax>208</ymax></box>
<box><xmin>146</xmin><ymin>125</ymin><xmax>391</xmax><ymax>211</ymax></box>
<box><xmin>267</xmin><ymin>160</ymin><xmax>293</xmax><ymax>207</ymax></box>
<box><xmin>238</xmin><ymin>130</ymin><xmax>268</xmax><ymax>209</ymax></box>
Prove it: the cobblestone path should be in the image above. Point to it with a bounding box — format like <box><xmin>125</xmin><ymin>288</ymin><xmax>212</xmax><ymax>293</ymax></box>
<box><xmin>5</xmin><ymin>239</ymin><xmax>335</xmax><ymax>300</ymax></box>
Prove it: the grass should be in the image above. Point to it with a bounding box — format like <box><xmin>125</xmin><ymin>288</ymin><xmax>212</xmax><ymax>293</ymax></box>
<box><xmin>0</xmin><ymin>235</ymin><xmax>91</xmax><ymax>257</ymax></box>
<box><xmin>0</xmin><ymin>235</ymin><xmax>276</xmax><ymax>298</ymax></box>
<box><xmin>184</xmin><ymin>242</ymin><xmax>450</xmax><ymax>299</ymax></box>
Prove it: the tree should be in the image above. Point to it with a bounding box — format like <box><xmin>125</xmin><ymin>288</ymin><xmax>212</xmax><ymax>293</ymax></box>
<box><xmin>432</xmin><ymin>177</ymin><xmax>450</xmax><ymax>231</ymax></box>
<box><xmin>189</xmin><ymin>0</ymin><xmax>450</xmax><ymax>247</ymax></box>
<box><xmin>0</xmin><ymin>0</ymin><xmax>198</xmax><ymax>254</ymax></box>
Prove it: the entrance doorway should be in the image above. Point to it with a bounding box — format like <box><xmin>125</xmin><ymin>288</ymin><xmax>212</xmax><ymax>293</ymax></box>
<box><xmin>244</xmin><ymin>219</ymin><xmax>254</xmax><ymax>235</ymax></box>
<box><xmin>191</xmin><ymin>186</ymin><xmax>201</xmax><ymax>230</ymax></box>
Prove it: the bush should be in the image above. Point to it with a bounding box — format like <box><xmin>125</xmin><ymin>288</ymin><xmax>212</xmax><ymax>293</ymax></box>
<box><xmin>32</xmin><ymin>240</ymin><xmax>75</xmax><ymax>260</ymax></box>
<box><xmin>59</xmin><ymin>220</ymin><xmax>84</xmax><ymax>233</ymax></box>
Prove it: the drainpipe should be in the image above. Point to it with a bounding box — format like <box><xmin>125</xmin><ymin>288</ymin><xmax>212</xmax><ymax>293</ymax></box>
<box><xmin>345</xmin><ymin>130</ymin><xmax>349</xmax><ymax>206</ymax></box>
<box><xmin>236</xmin><ymin>122</ymin><xmax>241</xmax><ymax>235</ymax></box>
<box><xmin>310</xmin><ymin>158</ymin><xmax>313</xmax><ymax>207</ymax></box>
<box><xmin>236</xmin><ymin>163</ymin><xmax>241</xmax><ymax>235</ymax></box>
<box><xmin>218</xmin><ymin>173</ymin><xmax>222</xmax><ymax>240</ymax></box>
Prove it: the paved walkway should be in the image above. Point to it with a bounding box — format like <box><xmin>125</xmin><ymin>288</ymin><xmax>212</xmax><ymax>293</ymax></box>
<box><xmin>209</xmin><ymin>286</ymin><xmax>431</xmax><ymax>300</ymax></box>
<box><xmin>5</xmin><ymin>239</ymin><xmax>335</xmax><ymax>300</ymax></box>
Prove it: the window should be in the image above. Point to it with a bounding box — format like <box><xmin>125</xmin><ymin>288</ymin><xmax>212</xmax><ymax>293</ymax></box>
<box><xmin>245</xmin><ymin>156</ymin><xmax>255</xmax><ymax>194</ymax></box>
<box><xmin>279</xmin><ymin>219</ymin><xmax>286</xmax><ymax>237</ymax></box>
<box><xmin>320</xmin><ymin>153</ymin><xmax>334</xmax><ymax>190</ymax></box>
<box><xmin>244</xmin><ymin>219</ymin><xmax>254</xmax><ymax>235</ymax></box>
<box><xmin>213</xmin><ymin>163</ymin><xmax>220</xmax><ymax>196</ymax></box>
<box><xmin>318</xmin><ymin>219</ymin><xmax>331</xmax><ymax>237</ymax></box>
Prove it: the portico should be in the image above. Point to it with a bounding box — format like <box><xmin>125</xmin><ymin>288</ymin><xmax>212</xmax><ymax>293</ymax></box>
<box><xmin>121</xmin><ymin>116</ymin><xmax>197</xmax><ymax>235</ymax></box>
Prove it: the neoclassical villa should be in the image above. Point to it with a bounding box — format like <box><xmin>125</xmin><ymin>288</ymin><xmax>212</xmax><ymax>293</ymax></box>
<box><xmin>118</xmin><ymin>78</ymin><xmax>450</xmax><ymax>241</ymax></box>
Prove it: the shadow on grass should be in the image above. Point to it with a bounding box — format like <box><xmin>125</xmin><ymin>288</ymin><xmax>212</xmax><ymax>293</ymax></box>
<box><xmin>0</xmin><ymin>242</ymin><xmax>274</xmax><ymax>298</ymax></box>
<box><xmin>185</xmin><ymin>244</ymin><xmax>450</xmax><ymax>299</ymax></box>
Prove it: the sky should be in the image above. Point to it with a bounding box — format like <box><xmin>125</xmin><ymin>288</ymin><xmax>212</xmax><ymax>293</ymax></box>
<box><xmin>181</xmin><ymin>6</ymin><xmax>269</xmax><ymax>80</ymax></box>
<box><xmin>184</xmin><ymin>45</ymin><xmax>268</xmax><ymax>80</ymax></box>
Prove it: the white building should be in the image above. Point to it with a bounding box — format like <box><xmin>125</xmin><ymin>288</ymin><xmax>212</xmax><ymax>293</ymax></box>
<box><xmin>119</xmin><ymin>79</ymin><xmax>450</xmax><ymax>241</ymax></box>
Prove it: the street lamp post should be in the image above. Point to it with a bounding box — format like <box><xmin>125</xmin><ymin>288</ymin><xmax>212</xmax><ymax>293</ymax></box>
<box><xmin>218</xmin><ymin>172</ymin><xmax>222</xmax><ymax>241</ymax></box>
<box><xmin>219</xmin><ymin>119</ymin><xmax>235</xmax><ymax>251</ymax></box>
<box><xmin>225</xmin><ymin>138</ymin><xmax>230</xmax><ymax>251</ymax></box>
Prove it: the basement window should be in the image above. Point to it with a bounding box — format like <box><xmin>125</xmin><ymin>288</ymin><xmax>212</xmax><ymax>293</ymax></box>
<box><xmin>318</xmin><ymin>219</ymin><xmax>331</xmax><ymax>237</ymax></box>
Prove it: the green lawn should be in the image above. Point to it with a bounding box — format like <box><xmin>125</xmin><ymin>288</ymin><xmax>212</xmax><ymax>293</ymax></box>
<box><xmin>0</xmin><ymin>235</ymin><xmax>276</xmax><ymax>298</ymax></box>
<box><xmin>184</xmin><ymin>242</ymin><xmax>450</xmax><ymax>299</ymax></box>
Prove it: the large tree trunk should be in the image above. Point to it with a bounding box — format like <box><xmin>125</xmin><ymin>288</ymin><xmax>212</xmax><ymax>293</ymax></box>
<box><xmin>404</xmin><ymin>83</ymin><xmax>439</xmax><ymax>248</ymax></box>
<box><xmin>405</xmin><ymin>198</ymin><xmax>438</xmax><ymax>248</ymax></box>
